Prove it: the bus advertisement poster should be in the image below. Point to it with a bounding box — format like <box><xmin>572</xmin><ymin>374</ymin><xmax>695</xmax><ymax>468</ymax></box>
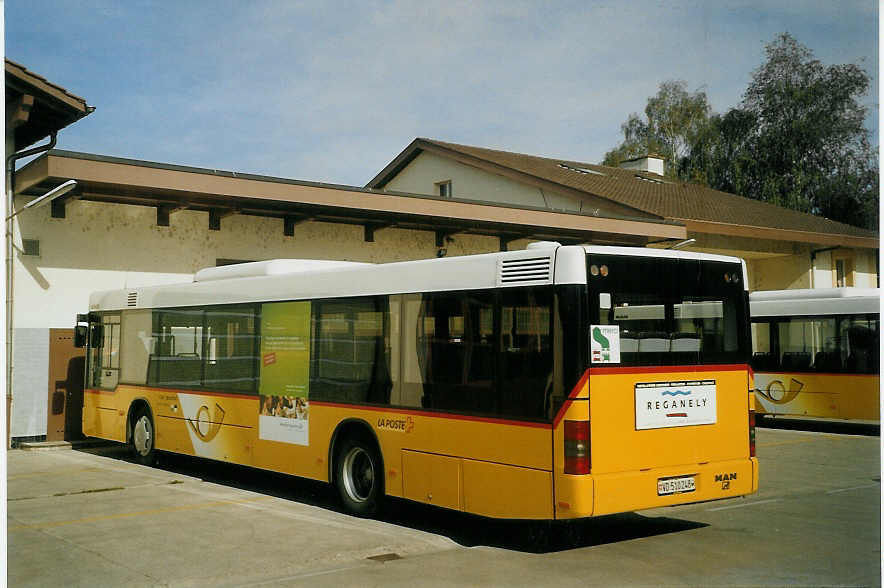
<box><xmin>258</xmin><ymin>301</ymin><xmax>311</xmax><ymax>445</ymax></box>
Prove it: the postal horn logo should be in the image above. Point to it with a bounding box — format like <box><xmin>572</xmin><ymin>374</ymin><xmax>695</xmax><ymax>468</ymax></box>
<box><xmin>187</xmin><ymin>403</ymin><xmax>226</xmax><ymax>442</ymax></box>
<box><xmin>756</xmin><ymin>378</ymin><xmax>803</xmax><ymax>405</ymax></box>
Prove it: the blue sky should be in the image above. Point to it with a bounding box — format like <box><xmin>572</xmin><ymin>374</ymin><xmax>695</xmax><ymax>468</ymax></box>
<box><xmin>5</xmin><ymin>1</ymin><xmax>879</xmax><ymax>186</ymax></box>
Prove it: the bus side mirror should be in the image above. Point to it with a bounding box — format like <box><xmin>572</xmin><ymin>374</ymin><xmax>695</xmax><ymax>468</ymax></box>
<box><xmin>90</xmin><ymin>324</ymin><xmax>103</xmax><ymax>348</ymax></box>
<box><xmin>74</xmin><ymin>325</ymin><xmax>88</xmax><ymax>348</ymax></box>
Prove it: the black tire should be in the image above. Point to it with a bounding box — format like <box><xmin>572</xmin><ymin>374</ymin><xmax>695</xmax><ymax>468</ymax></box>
<box><xmin>130</xmin><ymin>406</ymin><xmax>157</xmax><ymax>466</ymax></box>
<box><xmin>333</xmin><ymin>435</ymin><xmax>383</xmax><ymax>517</ymax></box>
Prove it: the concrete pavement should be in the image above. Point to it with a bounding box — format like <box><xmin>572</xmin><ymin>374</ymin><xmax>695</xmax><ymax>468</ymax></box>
<box><xmin>7</xmin><ymin>427</ymin><xmax>881</xmax><ymax>586</ymax></box>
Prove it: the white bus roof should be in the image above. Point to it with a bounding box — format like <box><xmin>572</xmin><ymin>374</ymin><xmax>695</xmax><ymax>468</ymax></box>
<box><xmin>582</xmin><ymin>245</ymin><xmax>743</xmax><ymax>266</ymax></box>
<box><xmin>750</xmin><ymin>288</ymin><xmax>881</xmax><ymax>318</ymax></box>
<box><xmin>88</xmin><ymin>244</ymin><xmax>747</xmax><ymax>312</ymax></box>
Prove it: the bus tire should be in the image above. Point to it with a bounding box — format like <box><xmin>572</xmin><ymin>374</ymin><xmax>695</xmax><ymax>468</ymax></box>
<box><xmin>130</xmin><ymin>406</ymin><xmax>157</xmax><ymax>466</ymax></box>
<box><xmin>334</xmin><ymin>435</ymin><xmax>383</xmax><ymax>517</ymax></box>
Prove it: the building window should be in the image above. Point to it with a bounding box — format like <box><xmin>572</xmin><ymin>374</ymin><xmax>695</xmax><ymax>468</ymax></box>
<box><xmin>436</xmin><ymin>180</ymin><xmax>452</xmax><ymax>198</ymax></box>
<box><xmin>22</xmin><ymin>239</ymin><xmax>40</xmax><ymax>256</ymax></box>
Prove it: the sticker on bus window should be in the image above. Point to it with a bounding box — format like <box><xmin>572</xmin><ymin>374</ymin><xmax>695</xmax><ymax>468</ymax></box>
<box><xmin>590</xmin><ymin>325</ymin><xmax>620</xmax><ymax>364</ymax></box>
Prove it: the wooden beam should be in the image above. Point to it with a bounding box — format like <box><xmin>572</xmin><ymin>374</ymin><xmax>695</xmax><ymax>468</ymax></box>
<box><xmin>50</xmin><ymin>198</ymin><xmax>66</xmax><ymax>219</ymax></box>
<box><xmin>435</xmin><ymin>230</ymin><xmax>457</xmax><ymax>248</ymax></box>
<box><xmin>284</xmin><ymin>215</ymin><xmax>311</xmax><ymax>237</ymax></box>
<box><xmin>498</xmin><ymin>234</ymin><xmax>528</xmax><ymax>251</ymax></box>
<box><xmin>6</xmin><ymin>94</ymin><xmax>34</xmax><ymax>129</ymax></box>
<box><xmin>156</xmin><ymin>204</ymin><xmax>185</xmax><ymax>227</ymax></box>
<box><xmin>209</xmin><ymin>209</ymin><xmax>222</xmax><ymax>231</ymax></box>
<box><xmin>364</xmin><ymin>222</ymin><xmax>392</xmax><ymax>243</ymax></box>
<box><xmin>208</xmin><ymin>208</ymin><xmax>238</xmax><ymax>231</ymax></box>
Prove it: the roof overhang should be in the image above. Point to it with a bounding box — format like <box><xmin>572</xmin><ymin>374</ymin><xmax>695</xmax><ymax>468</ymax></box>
<box><xmin>681</xmin><ymin>220</ymin><xmax>879</xmax><ymax>251</ymax></box>
<box><xmin>16</xmin><ymin>150</ymin><xmax>686</xmax><ymax>247</ymax></box>
<box><xmin>5</xmin><ymin>60</ymin><xmax>92</xmax><ymax>151</ymax></box>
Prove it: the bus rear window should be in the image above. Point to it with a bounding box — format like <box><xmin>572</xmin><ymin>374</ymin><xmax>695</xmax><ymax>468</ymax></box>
<box><xmin>588</xmin><ymin>254</ymin><xmax>749</xmax><ymax>366</ymax></box>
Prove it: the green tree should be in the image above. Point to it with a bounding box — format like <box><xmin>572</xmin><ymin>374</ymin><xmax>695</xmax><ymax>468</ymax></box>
<box><xmin>689</xmin><ymin>33</ymin><xmax>878</xmax><ymax>229</ymax></box>
<box><xmin>603</xmin><ymin>80</ymin><xmax>711</xmax><ymax>178</ymax></box>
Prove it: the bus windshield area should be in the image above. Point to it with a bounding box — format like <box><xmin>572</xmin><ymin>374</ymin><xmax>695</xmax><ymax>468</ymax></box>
<box><xmin>587</xmin><ymin>254</ymin><xmax>749</xmax><ymax>366</ymax></box>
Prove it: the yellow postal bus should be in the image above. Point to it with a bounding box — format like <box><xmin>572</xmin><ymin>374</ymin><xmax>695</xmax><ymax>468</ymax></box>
<box><xmin>750</xmin><ymin>288</ymin><xmax>880</xmax><ymax>422</ymax></box>
<box><xmin>75</xmin><ymin>243</ymin><xmax>758</xmax><ymax>519</ymax></box>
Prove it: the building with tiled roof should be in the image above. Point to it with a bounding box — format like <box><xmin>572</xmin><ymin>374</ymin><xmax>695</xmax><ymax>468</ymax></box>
<box><xmin>367</xmin><ymin>138</ymin><xmax>879</xmax><ymax>291</ymax></box>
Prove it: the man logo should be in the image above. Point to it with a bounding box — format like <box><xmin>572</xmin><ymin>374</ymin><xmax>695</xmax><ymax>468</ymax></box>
<box><xmin>715</xmin><ymin>472</ymin><xmax>737</xmax><ymax>490</ymax></box>
<box><xmin>187</xmin><ymin>403</ymin><xmax>226</xmax><ymax>442</ymax></box>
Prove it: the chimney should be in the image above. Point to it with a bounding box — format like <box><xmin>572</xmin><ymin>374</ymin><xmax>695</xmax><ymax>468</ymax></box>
<box><xmin>619</xmin><ymin>154</ymin><xmax>664</xmax><ymax>176</ymax></box>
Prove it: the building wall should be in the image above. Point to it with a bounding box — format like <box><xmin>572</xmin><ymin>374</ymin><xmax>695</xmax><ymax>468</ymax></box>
<box><xmin>747</xmin><ymin>255</ymin><xmax>812</xmax><ymax>291</ymax></box>
<box><xmin>384</xmin><ymin>151</ymin><xmax>640</xmax><ymax>218</ymax></box>
<box><xmin>744</xmin><ymin>248</ymin><xmax>878</xmax><ymax>292</ymax></box>
<box><xmin>9</xmin><ymin>196</ymin><xmax>504</xmax><ymax>438</ymax></box>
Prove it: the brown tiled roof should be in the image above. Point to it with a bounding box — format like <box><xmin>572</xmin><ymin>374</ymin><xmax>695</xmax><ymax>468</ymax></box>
<box><xmin>5</xmin><ymin>59</ymin><xmax>92</xmax><ymax>150</ymax></box>
<box><xmin>5</xmin><ymin>59</ymin><xmax>89</xmax><ymax>108</ymax></box>
<box><xmin>368</xmin><ymin>138</ymin><xmax>878</xmax><ymax>244</ymax></box>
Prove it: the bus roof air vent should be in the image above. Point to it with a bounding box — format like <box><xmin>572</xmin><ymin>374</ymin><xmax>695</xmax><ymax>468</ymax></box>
<box><xmin>498</xmin><ymin>256</ymin><xmax>553</xmax><ymax>286</ymax></box>
<box><xmin>127</xmin><ymin>292</ymin><xmax>138</xmax><ymax>307</ymax></box>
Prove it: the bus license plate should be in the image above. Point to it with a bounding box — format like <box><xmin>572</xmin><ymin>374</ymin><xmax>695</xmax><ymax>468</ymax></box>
<box><xmin>658</xmin><ymin>475</ymin><xmax>695</xmax><ymax>496</ymax></box>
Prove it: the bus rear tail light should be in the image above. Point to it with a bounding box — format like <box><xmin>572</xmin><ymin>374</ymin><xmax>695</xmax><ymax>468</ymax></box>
<box><xmin>749</xmin><ymin>410</ymin><xmax>756</xmax><ymax>458</ymax></box>
<box><xmin>564</xmin><ymin>420</ymin><xmax>590</xmax><ymax>475</ymax></box>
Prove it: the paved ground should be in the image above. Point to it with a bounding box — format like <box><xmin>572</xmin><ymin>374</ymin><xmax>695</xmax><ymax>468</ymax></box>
<box><xmin>7</xmin><ymin>425</ymin><xmax>881</xmax><ymax>587</ymax></box>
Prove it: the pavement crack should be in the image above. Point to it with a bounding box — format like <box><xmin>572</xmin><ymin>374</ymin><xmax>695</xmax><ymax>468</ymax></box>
<box><xmin>53</xmin><ymin>486</ymin><xmax>125</xmax><ymax>497</ymax></box>
<box><xmin>8</xmin><ymin>479</ymin><xmax>188</xmax><ymax>502</ymax></box>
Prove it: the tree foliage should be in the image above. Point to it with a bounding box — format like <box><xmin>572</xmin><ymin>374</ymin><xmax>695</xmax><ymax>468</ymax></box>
<box><xmin>602</xmin><ymin>80</ymin><xmax>711</xmax><ymax>178</ymax></box>
<box><xmin>606</xmin><ymin>33</ymin><xmax>878</xmax><ymax>230</ymax></box>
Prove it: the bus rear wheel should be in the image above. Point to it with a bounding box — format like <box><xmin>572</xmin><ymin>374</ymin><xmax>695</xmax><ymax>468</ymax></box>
<box><xmin>334</xmin><ymin>436</ymin><xmax>382</xmax><ymax>517</ymax></box>
<box><xmin>130</xmin><ymin>407</ymin><xmax>157</xmax><ymax>466</ymax></box>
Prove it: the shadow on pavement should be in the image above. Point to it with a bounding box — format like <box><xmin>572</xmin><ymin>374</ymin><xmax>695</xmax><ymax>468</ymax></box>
<box><xmin>77</xmin><ymin>442</ymin><xmax>707</xmax><ymax>554</ymax></box>
<box><xmin>757</xmin><ymin>415</ymin><xmax>879</xmax><ymax>436</ymax></box>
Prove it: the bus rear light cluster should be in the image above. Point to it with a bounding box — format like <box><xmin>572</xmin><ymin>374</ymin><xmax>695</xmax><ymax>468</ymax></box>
<box><xmin>564</xmin><ymin>419</ymin><xmax>591</xmax><ymax>475</ymax></box>
<box><xmin>749</xmin><ymin>410</ymin><xmax>756</xmax><ymax>458</ymax></box>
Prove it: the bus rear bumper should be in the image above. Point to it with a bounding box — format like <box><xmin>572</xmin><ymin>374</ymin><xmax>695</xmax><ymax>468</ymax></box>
<box><xmin>555</xmin><ymin>457</ymin><xmax>758</xmax><ymax>519</ymax></box>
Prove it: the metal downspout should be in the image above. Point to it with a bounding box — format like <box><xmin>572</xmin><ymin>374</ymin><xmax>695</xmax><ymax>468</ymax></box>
<box><xmin>6</xmin><ymin>132</ymin><xmax>57</xmax><ymax>446</ymax></box>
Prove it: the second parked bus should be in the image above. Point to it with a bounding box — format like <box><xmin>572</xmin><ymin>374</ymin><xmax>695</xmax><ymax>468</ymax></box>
<box><xmin>750</xmin><ymin>288</ymin><xmax>880</xmax><ymax>422</ymax></box>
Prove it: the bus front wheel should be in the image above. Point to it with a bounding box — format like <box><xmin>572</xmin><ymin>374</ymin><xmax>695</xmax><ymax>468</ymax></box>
<box><xmin>334</xmin><ymin>436</ymin><xmax>382</xmax><ymax>516</ymax></box>
<box><xmin>130</xmin><ymin>407</ymin><xmax>157</xmax><ymax>466</ymax></box>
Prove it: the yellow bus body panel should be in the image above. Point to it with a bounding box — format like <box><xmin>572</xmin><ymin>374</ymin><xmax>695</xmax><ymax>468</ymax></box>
<box><xmin>84</xmin><ymin>368</ymin><xmax>754</xmax><ymax>521</ymax></box>
<box><xmin>553</xmin><ymin>367</ymin><xmax>756</xmax><ymax>519</ymax></box>
<box><xmin>83</xmin><ymin>386</ymin><xmax>555</xmax><ymax>519</ymax></box>
<box><xmin>754</xmin><ymin>372</ymin><xmax>880</xmax><ymax>420</ymax></box>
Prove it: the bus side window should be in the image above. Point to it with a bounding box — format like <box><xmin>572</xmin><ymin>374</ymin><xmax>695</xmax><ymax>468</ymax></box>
<box><xmin>310</xmin><ymin>296</ymin><xmax>390</xmax><ymax>405</ymax></box>
<box><xmin>417</xmin><ymin>290</ymin><xmax>495</xmax><ymax>413</ymax></box>
<box><xmin>499</xmin><ymin>287</ymin><xmax>552</xmax><ymax>420</ymax></box>
<box><xmin>750</xmin><ymin>320</ymin><xmax>775</xmax><ymax>370</ymax></box>
<box><xmin>204</xmin><ymin>305</ymin><xmax>258</xmax><ymax>393</ymax></box>
<box><xmin>148</xmin><ymin>309</ymin><xmax>203</xmax><ymax>388</ymax></box>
